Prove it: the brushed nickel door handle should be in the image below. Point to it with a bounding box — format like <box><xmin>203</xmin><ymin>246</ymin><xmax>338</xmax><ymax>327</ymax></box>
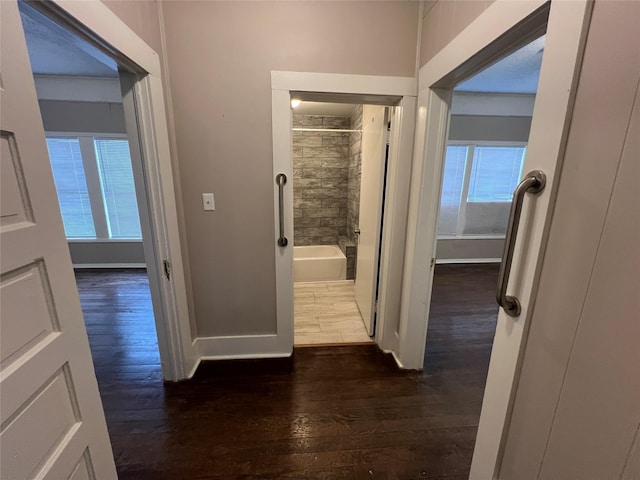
<box><xmin>276</xmin><ymin>173</ymin><xmax>288</xmax><ymax>247</ymax></box>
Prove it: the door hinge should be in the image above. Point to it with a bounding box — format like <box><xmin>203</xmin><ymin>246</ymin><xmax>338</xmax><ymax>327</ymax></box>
<box><xmin>163</xmin><ymin>260</ymin><xmax>171</xmax><ymax>280</ymax></box>
<box><xmin>430</xmin><ymin>257</ymin><xmax>435</xmax><ymax>269</ymax></box>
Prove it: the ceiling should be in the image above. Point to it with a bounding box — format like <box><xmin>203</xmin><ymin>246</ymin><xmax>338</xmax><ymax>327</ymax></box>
<box><xmin>293</xmin><ymin>101</ymin><xmax>357</xmax><ymax>116</ymax></box>
<box><xmin>455</xmin><ymin>35</ymin><xmax>545</xmax><ymax>94</ymax></box>
<box><xmin>17</xmin><ymin>0</ymin><xmax>542</xmax><ymax>95</ymax></box>
<box><xmin>19</xmin><ymin>1</ymin><xmax>118</xmax><ymax>77</ymax></box>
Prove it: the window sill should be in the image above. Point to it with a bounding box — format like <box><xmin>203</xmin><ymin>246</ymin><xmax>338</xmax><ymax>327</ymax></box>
<box><xmin>67</xmin><ymin>238</ymin><xmax>143</xmax><ymax>243</ymax></box>
<box><xmin>437</xmin><ymin>235</ymin><xmax>506</xmax><ymax>240</ymax></box>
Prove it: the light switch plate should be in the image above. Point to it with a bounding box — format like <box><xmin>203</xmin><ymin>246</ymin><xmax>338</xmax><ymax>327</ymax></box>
<box><xmin>202</xmin><ymin>193</ymin><xmax>215</xmax><ymax>211</ymax></box>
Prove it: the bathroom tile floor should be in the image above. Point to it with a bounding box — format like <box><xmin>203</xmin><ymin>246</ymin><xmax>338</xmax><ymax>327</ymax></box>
<box><xmin>294</xmin><ymin>280</ymin><xmax>373</xmax><ymax>345</ymax></box>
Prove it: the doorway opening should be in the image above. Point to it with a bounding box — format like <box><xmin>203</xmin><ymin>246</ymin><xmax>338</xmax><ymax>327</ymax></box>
<box><xmin>425</xmin><ymin>29</ymin><xmax>544</xmax><ymax>456</ymax></box>
<box><xmin>290</xmin><ymin>100</ymin><xmax>393</xmax><ymax>346</ymax></box>
<box><xmin>271</xmin><ymin>72</ymin><xmax>417</xmax><ymax>357</ymax></box>
<box><xmin>18</xmin><ymin>1</ymin><xmax>162</xmax><ymax>379</ymax></box>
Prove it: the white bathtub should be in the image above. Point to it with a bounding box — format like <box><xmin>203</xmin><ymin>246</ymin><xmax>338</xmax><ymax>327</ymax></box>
<box><xmin>293</xmin><ymin>245</ymin><xmax>346</xmax><ymax>283</ymax></box>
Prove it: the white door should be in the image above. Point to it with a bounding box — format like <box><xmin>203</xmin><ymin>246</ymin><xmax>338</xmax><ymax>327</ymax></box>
<box><xmin>396</xmin><ymin>0</ymin><xmax>593</xmax><ymax>477</ymax></box>
<box><xmin>355</xmin><ymin>105</ymin><xmax>387</xmax><ymax>336</ymax></box>
<box><xmin>0</xmin><ymin>2</ymin><xmax>117</xmax><ymax>479</ymax></box>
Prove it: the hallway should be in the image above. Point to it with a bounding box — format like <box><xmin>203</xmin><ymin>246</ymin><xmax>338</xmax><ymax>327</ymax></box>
<box><xmin>77</xmin><ymin>264</ymin><xmax>498</xmax><ymax>479</ymax></box>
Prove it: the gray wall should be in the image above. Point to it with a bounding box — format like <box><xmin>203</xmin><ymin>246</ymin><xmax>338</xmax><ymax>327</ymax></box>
<box><xmin>448</xmin><ymin>114</ymin><xmax>531</xmax><ymax>142</ymax></box>
<box><xmin>347</xmin><ymin>105</ymin><xmax>363</xmax><ymax>244</ymax></box>
<box><xmin>69</xmin><ymin>242</ymin><xmax>145</xmax><ymax>266</ymax></box>
<box><xmin>436</xmin><ymin>238</ymin><xmax>503</xmax><ymax>262</ymax></box>
<box><xmin>39</xmin><ymin>99</ymin><xmax>126</xmax><ymax>134</ymax></box>
<box><xmin>160</xmin><ymin>1</ymin><xmax>420</xmax><ymax>337</ymax></box>
<box><xmin>420</xmin><ymin>0</ymin><xmax>495</xmax><ymax>68</ymax></box>
<box><xmin>292</xmin><ymin>114</ymin><xmax>349</xmax><ymax>246</ymax></box>
<box><xmin>39</xmin><ymin>98</ymin><xmax>145</xmax><ymax>266</ymax></box>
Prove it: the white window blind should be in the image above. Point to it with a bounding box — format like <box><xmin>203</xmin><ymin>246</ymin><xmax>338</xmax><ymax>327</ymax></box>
<box><xmin>437</xmin><ymin>146</ymin><xmax>468</xmax><ymax>235</ymax></box>
<box><xmin>467</xmin><ymin>146</ymin><xmax>526</xmax><ymax>203</ymax></box>
<box><xmin>438</xmin><ymin>144</ymin><xmax>526</xmax><ymax>237</ymax></box>
<box><xmin>46</xmin><ymin>138</ymin><xmax>96</xmax><ymax>238</ymax></box>
<box><xmin>94</xmin><ymin>139</ymin><xmax>142</xmax><ymax>239</ymax></box>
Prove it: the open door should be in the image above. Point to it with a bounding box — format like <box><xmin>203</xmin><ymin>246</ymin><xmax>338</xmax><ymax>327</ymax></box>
<box><xmin>0</xmin><ymin>1</ymin><xmax>117</xmax><ymax>478</ymax></box>
<box><xmin>354</xmin><ymin>105</ymin><xmax>387</xmax><ymax>336</ymax></box>
<box><xmin>397</xmin><ymin>0</ymin><xmax>593</xmax><ymax>477</ymax></box>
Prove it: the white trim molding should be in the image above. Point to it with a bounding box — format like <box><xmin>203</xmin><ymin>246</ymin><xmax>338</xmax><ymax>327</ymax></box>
<box><xmin>271</xmin><ymin>71</ymin><xmax>417</xmax><ymax>364</ymax></box>
<box><xmin>73</xmin><ymin>263</ymin><xmax>146</xmax><ymax>269</ymax></box>
<box><xmin>195</xmin><ymin>335</ymin><xmax>292</xmax><ymax>361</ymax></box>
<box><xmin>47</xmin><ymin>0</ymin><xmax>198</xmax><ymax>381</ymax></box>
<box><xmin>271</xmin><ymin>71</ymin><xmax>416</xmax><ymax>97</ymax></box>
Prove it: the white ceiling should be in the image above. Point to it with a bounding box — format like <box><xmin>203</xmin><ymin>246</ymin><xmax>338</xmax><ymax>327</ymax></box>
<box><xmin>456</xmin><ymin>35</ymin><xmax>545</xmax><ymax>94</ymax></box>
<box><xmin>293</xmin><ymin>101</ymin><xmax>357</xmax><ymax>116</ymax></box>
<box><xmin>18</xmin><ymin>1</ymin><xmax>118</xmax><ymax>77</ymax></box>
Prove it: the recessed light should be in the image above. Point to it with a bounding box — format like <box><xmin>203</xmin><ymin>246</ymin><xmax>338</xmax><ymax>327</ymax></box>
<box><xmin>291</xmin><ymin>99</ymin><xmax>302</xmax><ymax>109</ymax></box>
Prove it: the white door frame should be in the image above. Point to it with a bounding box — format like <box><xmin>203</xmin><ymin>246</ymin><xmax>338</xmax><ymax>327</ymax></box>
<box><xmin>398</xmin><ymin>0</ymin><xmax>592</xmax><ymax>477</ymax></box>
<box><xmin>271</xmin><ymin>71</ymin><xmax>416</xmax><ymax>356</ymax></box>
<box><xmin>37</xmin><ymin>0</ymin><xmax>198</xmax><ymax>381</ymax></box>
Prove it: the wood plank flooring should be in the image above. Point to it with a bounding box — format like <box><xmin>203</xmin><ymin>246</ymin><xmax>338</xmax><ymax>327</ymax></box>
<box><xmin>75</xmin><ymin>264</ymin><xmax>499</xmax><ymax>479</ymax></box>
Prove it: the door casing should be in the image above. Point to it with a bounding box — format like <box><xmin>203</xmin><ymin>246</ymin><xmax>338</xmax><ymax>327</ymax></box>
<box><xmin>33</xmin><ymin>0</ymin><xmax>198</xmax><ymax>381</ymax></box>
<box><xmin>400</xmin><ymin>0</ymin><xmax>593</xmax><ymax>477</ymax></box>
<box><xmin>271</xmin><ymin>71</ymin><xmax>417</xmax><ymax>356</ymax></box>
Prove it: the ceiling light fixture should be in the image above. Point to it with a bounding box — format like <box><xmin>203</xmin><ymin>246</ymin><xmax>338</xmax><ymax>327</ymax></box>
<box><xmin>290</xmin><ymin>99</ymin><xmax>301</xmax><ymax>109</ymax></box>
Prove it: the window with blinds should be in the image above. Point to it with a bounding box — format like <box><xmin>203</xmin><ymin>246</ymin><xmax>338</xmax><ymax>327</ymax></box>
<box><xmin>94</xmin><ymin>139</ymin><xmax>142</xmax><ymax>239</ymax></box>
<box><xmin>468</xmin><ymin>146</ymin><xmax>526</xmax><ymax>203</ymax></box>
<box><xmin>437</xmin><ymin>143</ymin><xmax>526</xmax><ymax>237</ymax></box>
<box><xmin>46</xmin><ymin>135</ymin><xmax>142</xmax><ymax>241</ymax></box>
<box><xmin>438</xmin><ymin>146</ymin><xmax>468</xmax><ymax>236</ymax></box>
<box><xmin>46</xmin><ymin>138</ymin><xmax>96</xmax><ymax>238</ymax></box>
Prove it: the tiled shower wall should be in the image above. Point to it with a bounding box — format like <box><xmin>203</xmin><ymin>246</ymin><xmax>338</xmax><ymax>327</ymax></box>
<box><xmin>293</xmin><ymin>114</ymin><xmax>350</xmax><ymax>246</ymax></box>
<box><xmin>347</xmin><ymin>105</ymin><xmax>363</xmax><ymax>244</ymax></box>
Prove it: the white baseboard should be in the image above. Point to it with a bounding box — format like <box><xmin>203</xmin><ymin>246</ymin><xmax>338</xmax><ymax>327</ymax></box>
<box><xmin>185</xmin><ymin>356</ymin><xmax>201</xmax><ymax>380</ymax></box>
<box><xmin>391</xmin><ymin>350</ymin><xmax>406</xmax><ymax>369</ymax></box>
<box><xmin>73</xmin><ymin>263</ymin><xmax>147</xmax><ymax>269</ymax></box>
<box><xmin>195</xmin><ymin>334</ymin><xmax>292</xmax><ymax>360</ymax></box>
<box><xmin>436</xmin><ymin>258</ymin><xmax>501</xmax><ymax>264</ymax></box>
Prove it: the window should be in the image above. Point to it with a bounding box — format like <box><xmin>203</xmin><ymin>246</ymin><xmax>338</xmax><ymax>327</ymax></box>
<box><xmin>467</xmin><ymin>146</ymin><xmax>526</xmax><ymax>202</ymax></box>
<box><xmin>46</xmin><ymin>138</ymin><xmax>96</xmax><ymax>238</ymax></box>
<box><xmin>46</xmin><ymin>135</ymin><xmax>142</xmax><ymax>240</ymax></box>
<box><xmin>437</xmin><ymin>143</ymin><xmax>526</xmax><ymax>237</ymax></box>
<box><xmin>95</xmin><ymin>139</ymin><xmax>142</xmax><ymax>239</ymax></box>
<box><xmin>438</xmin><ymin>146</ymin><xmax>468</xmax><ymax>236</ymax></box>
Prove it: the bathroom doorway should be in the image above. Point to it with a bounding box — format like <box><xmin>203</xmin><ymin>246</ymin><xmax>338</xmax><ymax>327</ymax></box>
<box><xmin>290</xmin><ymin>101</ymin><xmax>392</xmax><ymax>345</ymax></box>
<box><xmin>270</xmin><ymin>72</ymin><xmax>417</xmax><ymax>356</ymax></box>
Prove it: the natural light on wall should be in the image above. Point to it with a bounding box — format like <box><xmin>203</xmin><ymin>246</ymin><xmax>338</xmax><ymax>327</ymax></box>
<box><xmin>46</xmin><ymin>136</ymin><xmax>142</xmax><ymax>240</ymax></box>
<box><xmin>438</xmin><ymin>144</ymin><xmax>526</xmax><ymax>237</ymax></box>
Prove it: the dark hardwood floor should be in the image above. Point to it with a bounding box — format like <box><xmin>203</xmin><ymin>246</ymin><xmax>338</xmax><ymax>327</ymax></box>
<box><xmin>76</xmin><ymin>264</ymin><xmax>499</xmax><ymax>480</ymax></box>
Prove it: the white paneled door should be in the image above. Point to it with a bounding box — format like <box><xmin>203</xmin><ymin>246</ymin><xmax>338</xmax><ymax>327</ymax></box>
<box><xmin>355</xmin><ymin>105</ymin><xmax>387</xmax><ymax>336</ymax></box>
<box><xmin>0</xmin><ymin>2</ymin><xmax>117</xmax><ymax>479</ymax></box>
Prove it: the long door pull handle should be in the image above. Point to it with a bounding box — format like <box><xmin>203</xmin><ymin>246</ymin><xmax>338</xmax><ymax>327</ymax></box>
<box><xmin>276</xmin><ymin>173</ymin><xmax>288</xmax><ymax>247</ymax></box>
<box><xmin>497</xmin><ymin>170</ymin><xmax>546</xmax><ymax>317</ymax></box>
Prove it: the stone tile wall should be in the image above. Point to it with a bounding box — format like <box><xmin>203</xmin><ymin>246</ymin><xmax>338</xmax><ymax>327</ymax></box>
<box><xmin>347</xmin><ymin>106</ymin><xmax>363</xmax><ymax>244</ymax></box>
<box><xmin>293</xmin><ymin>114</ymin><xmax>350</xmax><ymax>246</ymax></box>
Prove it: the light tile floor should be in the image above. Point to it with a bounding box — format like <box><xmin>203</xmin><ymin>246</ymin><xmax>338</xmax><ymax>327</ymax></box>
<box><xmin>294</xmin><ymin>280</ymin><xmax>373</xmax><ymax>345</ymax></box>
